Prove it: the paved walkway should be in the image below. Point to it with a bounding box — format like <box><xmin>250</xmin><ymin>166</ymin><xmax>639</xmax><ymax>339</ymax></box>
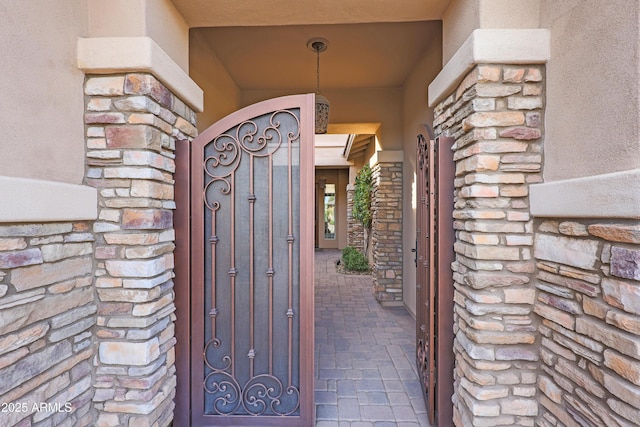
<box><xmin>314</xmin><ymin>249</ymin><xmax>431</xmax><ymax>427</ymax></box>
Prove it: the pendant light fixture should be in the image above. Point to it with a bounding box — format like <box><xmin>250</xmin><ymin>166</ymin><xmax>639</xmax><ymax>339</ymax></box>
<box><xmin>307</xmin><ymin>38</ymin><xmax>330</xmax><ymax>134</ymax></box>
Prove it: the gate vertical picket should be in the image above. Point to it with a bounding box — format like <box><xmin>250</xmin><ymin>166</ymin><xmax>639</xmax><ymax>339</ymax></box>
<box><xmin>415</xmin><ymin>128</ymin><xmax>455</xmax><ymax>426</ymax></box>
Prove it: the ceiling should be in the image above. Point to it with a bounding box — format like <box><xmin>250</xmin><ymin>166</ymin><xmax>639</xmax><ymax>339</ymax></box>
<box><xmin>171</xmin><ymin>0</ymin><xmax>450</xmax><ymax>28</ymax></box>
<box><xmin>176</xmin><ymin>0</ymin><xmax>449</xmax><ymax>146</ymax></box>
<box><xmin>175</xmin><ymin>0</ymin><xmax>448</xmax><ymax>92</ymax></box>
<box><xmin>194</xmin><ymin>21</ymin><xmax>442</xmax><ymax>91</ymax></box>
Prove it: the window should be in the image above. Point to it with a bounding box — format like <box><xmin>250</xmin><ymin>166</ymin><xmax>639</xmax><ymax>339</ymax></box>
<box><xmin>324</xmin><ymin>183</ymin><xmax>336</xmax><ymax>239</ymax></box>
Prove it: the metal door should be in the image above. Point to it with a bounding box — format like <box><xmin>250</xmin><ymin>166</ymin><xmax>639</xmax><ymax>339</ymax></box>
<box><xmin>176</xmin><ymin>95</ymin><xmax>315</xmax><ymax>426</ymax></box>
<box><xmin>415</xmin><ymin>127</ymin><xmax>455</xmax><ymax>426</ymax></box>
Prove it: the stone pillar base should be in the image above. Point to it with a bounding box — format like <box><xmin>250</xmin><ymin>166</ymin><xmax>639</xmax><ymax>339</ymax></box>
<box><xmin>84</xmin><ymin>73</ymin><xmax>197</xmax><ymax>427</ymax></box>
<box><xmin>371</xmin><ymin>161</ymin><xmax>403</xmax><ymax>304</ymax></box>
<box><xmin>434</xmin><ymin>64</ymin><xmax>544</xmax><ymax>426</ymax></box>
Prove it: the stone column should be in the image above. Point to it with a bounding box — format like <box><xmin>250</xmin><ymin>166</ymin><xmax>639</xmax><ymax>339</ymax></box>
<box><xmin>84</xmin><ymin>73</ymin><xmax>197</xmax><ymax>427</ymax></box>
<box><xmin>346</xmin><ymin>184</ymin><xmax>365</xmax><ymax>253</ymax></box>
<box><xmin>371</xmin><ymin>161</ymin><xmax>403</xmax><ymax>305</ymax></box>
<box><xmin>434</xmin><ymin>65</ymin><xmax>544</xmax><ymax>426</ymax></box>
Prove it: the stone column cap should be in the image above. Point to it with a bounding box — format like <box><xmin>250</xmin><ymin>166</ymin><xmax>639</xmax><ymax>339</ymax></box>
<box><xmin>0</xmin><ymin>175</ymin><xmax>97</xmax><ymax>222</ymax></box>
<box><xmin>531</xmin><ymin>169</ymin><xmax>640</xmax><ymax>219</ymax></box>
<box><xmin>78</xmin><ymin>37</ymin><xmax>204</xmax><ymax>112</ymax></box>
<box><xmin>429</xmin><ymin>29</ymin><xmax>550</xmax><ymax>107</ymax></box>
<box><xmin>370</xmin><ymin>150</ymin><xmax>404</xmax><ymax>165</ymax></box>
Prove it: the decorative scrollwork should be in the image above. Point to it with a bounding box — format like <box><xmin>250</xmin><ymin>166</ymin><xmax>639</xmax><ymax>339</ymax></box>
<box><xmin>417</xmin><ymin>133</ymin><xmax>428</xmax><ymax>171</ymax></box>
<box><xmin>204</xmin><ymin>370</ymin><xmax>300</xmax><ymax>416</ymax></box>
<box><xmin>203</xmin><ymin>110</ymin><xmax>300</xmax><ymax>212</ymax></box>
<box><xmin>205</xmin><ymin>135</ymin><xmax>240</xmax><ymax>172</ymax></box>
<box><xmin>243</xmin><ymin>374</ymin><xmax>299</xmax><ymax>416</ymax></box>
<box><xmin>272</xmin><ymin>385</ymin><xmax>301</xmax><ymax>416</ymax></box>
<box><xmin>203</xmin><ymin>178</ymin><xmax>228</xmax><ymax>211</ymax></box>
<box><xmin>204</xmin><ymin>370</ymin><xmax>242</xmax><ymax>415</ymax></box>
<box><xmin>204</xmin><ymin>333</ymin><xmax>301</xmax><ymax>416</ymax></box>
<box><xmin>204</xmin><ymin>340</ymin><xmax>228</xmax><ymax>370</ymax></box>
<box><xmin>416</xmin><ymin>338</ymin><xmax>429</xmax><ymax>390</ymax></box>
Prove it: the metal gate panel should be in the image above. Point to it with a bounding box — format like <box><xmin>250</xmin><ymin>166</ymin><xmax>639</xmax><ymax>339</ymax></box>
<box><xmin>188</xmin><ymin>95</ymin><xmax>314</xmax><ymax>426</ymax></box>
<box><xmin>415</xmin><ymin>127</ymin><xmax>435</xmax><ymax>423</ymax></box>
<box><xmin>415</xmin><ymin>128</ymin><xmax>455</xmax><ymax>426</ymax></box>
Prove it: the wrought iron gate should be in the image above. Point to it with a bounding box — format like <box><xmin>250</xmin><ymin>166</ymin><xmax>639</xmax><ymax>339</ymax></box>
<box><xmin>176</xmin><ymin>95</ymin><xmax>315</xmax><ymax>426</ymax></box>
<box><xmin>415</xmin><ymin>127</ymin><xmax>455</xmax><ymax>426</ymax></box>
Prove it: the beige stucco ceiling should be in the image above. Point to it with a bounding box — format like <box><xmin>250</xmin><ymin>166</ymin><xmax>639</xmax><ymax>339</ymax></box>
<box><xmin>178</xmin><ymin>0</ymin><xmax>449</xmax><ymax>92</ymax></box>
<box><xmin>171</xmin><ymin>0</ymin><xmax>450</xmax><ymax>28</ymax></box>
<box><xmin>194</xmin><ymin>21</ymin><xmax>442</xmax><ymax>91</ymax></box>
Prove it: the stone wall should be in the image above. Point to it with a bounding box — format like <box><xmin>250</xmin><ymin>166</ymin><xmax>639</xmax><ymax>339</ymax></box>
<box><xmin>433</xmin><ymin>64</ymin><xmax>544</xmax><ymax>426</ymax></box>
<box><xmin>0</xmin><ymin>222</ymin><xmax>96</xmax><ymax>427</ymax></box>
<box><xmin>371</xmin><ymin>161</ymin><xmax>403</xmax><ymax>305</ymax></box>
<box><xmin>346</xmin><ymin>185</ymin><xmax>365</xmax><ymax>253</ymax></box>
<box><xmin>535</xmin><ymin>220</ymin><xmax>640</xmax><ymax>427</ymax></box>
<box><xmin>84</xmin><ymin>73</ymin><xmax>197</xmax><ymax>427</ymax></box>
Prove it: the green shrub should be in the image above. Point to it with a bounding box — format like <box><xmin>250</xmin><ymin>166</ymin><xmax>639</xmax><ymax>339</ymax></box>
<box><xmin>352</xmin><ymin>165</ymin><xmax>373</xmax><ymax>228</ymax></box>
<box><xmin>341</xmin><ymin>246</ymin><xmax>370</xmax><ymax>272</ymax></box>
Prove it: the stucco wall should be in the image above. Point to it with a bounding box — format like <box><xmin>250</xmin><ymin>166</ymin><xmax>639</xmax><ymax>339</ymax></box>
<box><xmin>146</xmin><ymin>0</ymin><xmax>190</xmax><ymax>71</ymax></box>
<box><xmin>442</xmin><ymin>0</ymin><xmax>480</xmax><ymax>64</ymax></box>
<box><xmin>88</xmin><ymin>0</ymin><xmax>144</xmax><ymax>38</ymax></box>
<box><xmin>88</xmin><ymin>0</ymin><xmax>189</xmax><ymax>72</ymax></box>
<box><xmin>479</xmin><ymin>0</ymin><xmax>541</xmax><ymax>29</ymax></box>
<box><xmin>442</xmin><ymin>0</ymin><xmax>541</xmax><ymax>64</ymax></box>
<box><xmin>189</xmin><ymin>31</ymin><xmax>242</xmax><ymax>131</ymax></box>
<box><xmin>540</xmin><ymin>0</ymin><xmax>640</xmax><ymax>180</ymax></box>
<box><xmin>401</xmin><ymin>27</ymin><xmax>443</xmax><ymax>316</ymax></box>
<box><xmin>0</xmin><ymin>0</ymin><xmax>193</xmax><ymax>185</ymax></box>
<box><xmin>0</xmin><ymin>0</ymin><xmax>87</xmax><ymax>184</ymax></box>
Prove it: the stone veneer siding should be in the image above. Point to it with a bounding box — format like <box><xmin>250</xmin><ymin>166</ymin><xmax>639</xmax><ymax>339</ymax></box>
<box><xmin>0</xmin><ymin>222</ymin><xmax>96</xmax><ymax>427</ymax></box>
<box><xmin>434</xmin><ymin>64</ymin><xmax>544</xmax><ymax>426</ymax></box>
<box><xmin>535</xmin><ymin>220</ymin><xmax>640</xmax><ymax>427</ymax></box>
<box><xmin>346</xmin><ymin>185</ymin><xmax>365</xmax><ymax>253</ymax></box>
<box><xmin>371</xmin><ymin>161</ymin><xmax>403</xmax><ymax>305</ymax></box>
<box><xmin>84</xmin><ymin>74</ymin><xmax>197</xmax><ymax>427</ymax></box>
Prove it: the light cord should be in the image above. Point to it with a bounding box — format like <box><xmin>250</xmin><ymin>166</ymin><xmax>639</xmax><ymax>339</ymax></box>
<box><xmin>316</xmin><ymin>47</ymin><xmax>321</xmax><ymax>94</ymax></box>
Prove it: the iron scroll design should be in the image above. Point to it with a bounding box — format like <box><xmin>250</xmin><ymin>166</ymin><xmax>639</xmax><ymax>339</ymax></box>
<box><xmin>417</xmin><ymin>133</ymin><xmax>428</xmax><ymax>172</ymax></box>
<box><xmin>203</xmin><ymin>110</ymin><xmax>299</xmax><ymax>211</ymax></box>
<box><xmin>201</xmin><ymin>109</ymin><xmax>301</xmax><ymax>416</ymax></box>
<box><xmin>203</xmin><ymin>370</ymin><xmax>300</xmax><ymax>416</ymax></box>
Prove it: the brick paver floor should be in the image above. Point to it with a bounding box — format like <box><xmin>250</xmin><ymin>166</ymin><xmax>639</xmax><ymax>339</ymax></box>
<box><xmin>314</xmin><ymin>249</ymin><xmax>431</xmax><ymax>427</ymax></box>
